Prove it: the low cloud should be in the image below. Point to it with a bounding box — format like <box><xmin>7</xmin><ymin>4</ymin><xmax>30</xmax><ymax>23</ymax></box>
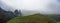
<box><xmin>0</xmin><ymin>0</ymin><xmax>60</xmax><ymax>14</ymax></box>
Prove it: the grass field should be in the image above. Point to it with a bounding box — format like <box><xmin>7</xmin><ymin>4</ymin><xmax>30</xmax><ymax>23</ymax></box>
<box><xmin>57</xmin><ymin>22</ymin><xmax>60</xmax><ymax>23</ymax></box>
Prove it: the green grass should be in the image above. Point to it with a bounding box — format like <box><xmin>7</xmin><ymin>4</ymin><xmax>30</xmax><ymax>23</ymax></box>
<box><xmin>57</xmin><ymin>22</ymin><xmax>60</xmax><ymax>23</ymax></box>
<box><xmin>6</xmin><ymin>14</ymin><xmax>57</xmax><ymax>23</ymax></box>
<box><xmin>7</xmin><ymin>15</ymin><xmax>57</xmax><ymax>23</ymax></box>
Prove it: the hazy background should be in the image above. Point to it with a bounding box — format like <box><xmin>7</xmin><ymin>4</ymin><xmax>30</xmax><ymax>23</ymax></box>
<box><xmin>0</xmin><ymin>0</ymin><xmax>60</xmax><ymax>15</ymax></box>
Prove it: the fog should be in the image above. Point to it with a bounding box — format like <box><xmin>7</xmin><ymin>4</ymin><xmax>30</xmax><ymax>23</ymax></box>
<box><xmin>0</xmin><ymin>0</ymin><xmax>60</xmax><ymax>15</ymax></box>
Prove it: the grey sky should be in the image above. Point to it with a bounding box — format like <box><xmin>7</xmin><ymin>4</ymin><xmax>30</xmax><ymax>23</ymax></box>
<box><xmin>0</xmin><ymin>0</ymin><xmax>60</xmax><ymax>14</ymax></box>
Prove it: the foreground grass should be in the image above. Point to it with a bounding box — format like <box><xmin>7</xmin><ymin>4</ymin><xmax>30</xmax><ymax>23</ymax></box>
<box><xmin>57</xmin><ymin>22</ymin><xmax>60</xmax><ymax>23</ymax></box>
<box><xmin>7</xmin><ymin>15</ymin><xmax>57</xmax><ymax>23</ymax></box>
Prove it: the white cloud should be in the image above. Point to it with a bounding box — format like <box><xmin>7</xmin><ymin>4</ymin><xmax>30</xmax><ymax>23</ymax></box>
<box><xmin>1</xmin><ymin>0</ymin><xmax>60</xmax><ymax>14</ymax></box>
<box><xmin>1</xmin><ymin>0</ymin><xmax>49</xmax><ymax>10</ymax></box>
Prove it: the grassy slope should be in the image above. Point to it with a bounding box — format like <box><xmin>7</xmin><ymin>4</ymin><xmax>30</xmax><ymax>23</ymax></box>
<box><xmin>57</xmin><ymin>22</ymin><xmax>60</xmax><ymax>23</ymax></box>
<box><xmin>7</xmin><ymin>14</ymin><xmax>57</xmax><ymax>23</ymax></box>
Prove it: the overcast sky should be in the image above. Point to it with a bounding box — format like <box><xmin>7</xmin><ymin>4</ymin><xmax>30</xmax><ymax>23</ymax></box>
<box><xmin>0</xmin><ymin>0</ymin><xmax>60</xmax><ymax>14</ymax></box>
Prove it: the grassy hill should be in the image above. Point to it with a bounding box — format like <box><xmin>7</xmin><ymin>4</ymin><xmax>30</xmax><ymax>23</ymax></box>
<box><xmin>7</xmin><ymin>14</ymin><xmax>57</xmax><ymax>23</ymax></box>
